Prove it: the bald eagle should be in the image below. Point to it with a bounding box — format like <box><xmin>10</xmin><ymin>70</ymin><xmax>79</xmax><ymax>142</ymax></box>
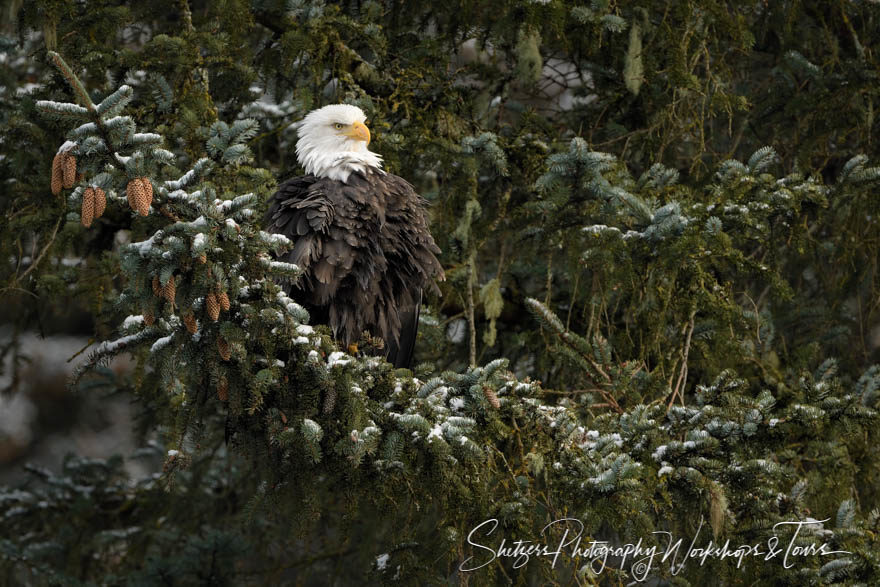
<box><xmin>266</xmin><ymin>104</ymin><xmax>444</xmax><ymax>368</ymax></box>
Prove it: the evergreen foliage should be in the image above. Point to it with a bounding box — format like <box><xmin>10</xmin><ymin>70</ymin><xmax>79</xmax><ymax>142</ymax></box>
<box><xmin>2</xmin><ymin>1</ymin><xmax>880</xmax><ymax>584</ymax></box>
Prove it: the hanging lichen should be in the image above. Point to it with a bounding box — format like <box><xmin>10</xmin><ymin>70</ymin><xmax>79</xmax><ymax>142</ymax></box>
<box><xmin>623</xmin><ymin>21</ymin><xmax>643</xmax><ymax>95</ymax></box>
<box><xmin>514</xmin><ymin>25</ymin><xmax>542</xmax><ymax>86</ymax></box>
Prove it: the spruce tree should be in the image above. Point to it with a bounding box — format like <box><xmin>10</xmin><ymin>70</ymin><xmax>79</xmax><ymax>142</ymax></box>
<box><xmin>1</xmin><ymin>1</ymin><xmax>879</xmax><ymax>585</ymax></box>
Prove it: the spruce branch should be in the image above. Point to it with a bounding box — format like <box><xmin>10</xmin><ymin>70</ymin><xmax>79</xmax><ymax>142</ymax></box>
<box><xmin>525</xmin><ymin>297</ymin><xmax>621</xmax><ymax>413</ymax></box>
<box><xmin>44</xmin><ymin>53</ymin><xmax>132</xmax><ymax>171</ymax></box>
<box><xmin>47</xmin><ymin>51</ymin><xmax>95</xmax><ymax>111</ymax></box>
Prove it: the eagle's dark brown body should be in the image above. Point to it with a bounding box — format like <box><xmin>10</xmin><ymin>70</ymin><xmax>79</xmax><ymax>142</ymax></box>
<box><xmin>266</xmin><ymin>169</ymin><xmax>443</xmax><ymax>367</ymax></box>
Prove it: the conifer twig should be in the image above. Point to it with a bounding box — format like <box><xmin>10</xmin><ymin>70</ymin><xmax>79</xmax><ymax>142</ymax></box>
<box><xmin>47</xmin><ymin>51</ymin><xmax>94</xmax><ymax>112</ymax></box>
<box><xmin>465</xmin><ymin>254</ymin><xmax>477</xmax><ymax>367</ymax></box>
<box><xmin>668</xmin><ymin>310</ymin><xmax>696</xmax><ymax>410</ymax></box>
<box><xmin>4</xmin><ymin>216</ymin><xmax>62</xmax><ymax>293</ymax></box>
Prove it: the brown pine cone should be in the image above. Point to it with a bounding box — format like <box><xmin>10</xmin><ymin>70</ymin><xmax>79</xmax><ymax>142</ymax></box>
<box><xmin>183</xmin><ymin>312</ymin><xmax>198</xmax><ymax>334</ymax></box>
<box><xmin>92</xmin><ymin>187</ymin><xmax>107</xmax><ymax>218</ymax></box>
<box><xmin>140</xmin><ymin>176</ymin><xmax>153</xmax><ymax>200</ymax></box>
<box><xmin>162</xmin><ymin>276</ymin><xmax>176</xmax><ymax>303</ymax></box>
<box><xmin>205</xmin><ymin>292</ymin><xmax>221</xmax><ymax>321</ymax></box>
<box><xmin>51</xmin><ymin>153</ymin><xmax>64</xmax><ymax>196</ymax></box>
<box><xmin>197</xmin><ymin>254</ymin><xmax>207</xmax><ymax>264</ymax></box>
<box><xmin>143</xmin><ymin>310</ymin><xmax>155</xmax><ymax>326</ymax></box>
<box><xmin>151</xmin><ymin>276</ymin><xmax>162</xmax><ymax>297</ymax></box>
<box><xmin>217</xmin><ymin>376</ymin><xmax>229</xmax><ymax>402</ymax></box>
<box><xmin>138</xmin><ymin>177</ymin><xmax>153</xmax><ymax>213</ymax></box>
<box><xmin>62</xmin><ymin>153</ymin><xmax>77</xmax><ymax>189</ymax></box>
<box><xmin>218</xmin><ymin>291</ymin><xmax>231</xmax><ymax>312</ymax></box>
<box><xmin>126</xmin><ymin>178</ymin><xmax>144</xmax><ymax>213</ymax></box>
<box><xmin>483</xmin><ymin>386</ymin><xmax>500</xmax><ymax>409</ymax></box>
<box><xmin>126</xmin><ymin>178</ymin><xmax>151</xmax><ymax>216</ymax></box>
<box><xmin>81</xmin><ymin>188</ymin><xmax>95</xmax><ymax>227</ymax></box>
<box><xmin>217</xmin><ymin>336</ymin><xmax>231</xmax><ymax>361</ymax></box>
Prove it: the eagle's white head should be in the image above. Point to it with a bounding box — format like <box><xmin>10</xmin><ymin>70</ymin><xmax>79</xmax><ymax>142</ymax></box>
<box><xmin>295</xmin><ymin>104</ymin><xmax>384</xmax><ymax>182</ymax></box>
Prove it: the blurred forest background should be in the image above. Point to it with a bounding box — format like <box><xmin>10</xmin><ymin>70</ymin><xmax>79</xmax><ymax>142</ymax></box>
<box><xmin>2</xmin><ymin>0</ymin><xmax>880</xmax><ymax>585</ymax></box>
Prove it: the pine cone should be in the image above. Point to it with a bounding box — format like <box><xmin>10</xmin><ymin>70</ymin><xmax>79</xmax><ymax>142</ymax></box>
<box><xmin>81</xmin><ymin>188</ymin><xmax>95</xmax><ymax>227</ymax></box>
<box><xmin>51</xmin><ymin>153</ymin><xmax>64</xmax><ymax>196</ymax></box>
<box><xmin>140</xmin><ymin>176</ymin><xmax>154</xmax><ymax>200</ymax></box>
<box><xmin>62</xmin><ymin>153</ymin><xmax>77</xmax><ymax>188</ymax></box>
<box><xmin>322</xmin><ymin>386</ymin><xmax>338</xmax><ymax>415</ymax></box>
<box><xmin>126</xmin><ymin>177</ymin><xmax>152</xmax><ymax>216</ymax></box>
<box><xmin>138</xmin><ymin>177</ymin><xmax>154</xmax><ymax>213</ymax></box>
<box><xmin>218</xmin><ymin>291</ymin><xmax>231</xmax><ymax>312</ymax></box>
<box><xmin>217</xmin><ymin>336</ymin><xmax>231</xmax><ymax>361</ymax></box>
<box><xmin>162</xmin><ymin>276</ymin><xmax>176</xmax><ymax>303</ymax></box>
<box><xmin>217</xmin><ymin>376</ymin><xmax>229</xmax><ymax>402</ymax></box>
<box><xmin>151</xmin><ymin>276</ymin><xmax>162</xmax><ymax>297</ymax></box>
<box><xmin>92</xmin><ymin>187</ymin><xmax>107</xmax><ymax>218</ymax></box>
<box><xmin>197</xmin><ymin>254</ymin><xmax>207</xmax><ymax>264</ymax></box>
<box><xmin>205</xmin><ymin>292</ymin><xmax>221</xmax><ymax>321</ymax></box>
<box><xmin>183</xmin><ymin>312</ymin><xmax>198</xmax><ymax>334</ymax></box>
<box><xmin>143</xmin><ymin>310</ymin><xmax>155</xmax><ymax>326</ymax></box>
<box><xmin>483</xmin><ymin>386</ymin><xmax>500</xmax><ymax>409</ymax></box>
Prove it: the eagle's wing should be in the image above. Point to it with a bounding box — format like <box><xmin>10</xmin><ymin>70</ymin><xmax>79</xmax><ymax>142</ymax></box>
<box><xmin>378</xmin><ymin>174</ymin><xmax>445</xmax><ymax>368</ymax></box>
<box><xmin>265</xmin><ymin>175</ymin><xmax>331</xmax><ymax>278</ymax></box>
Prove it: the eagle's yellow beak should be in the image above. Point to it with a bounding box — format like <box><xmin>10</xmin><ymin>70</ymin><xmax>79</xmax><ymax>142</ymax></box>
<box><xmin>345</xmin><ymin>121</ymin><xmax>371</xmax><ymax>145</ymax></box>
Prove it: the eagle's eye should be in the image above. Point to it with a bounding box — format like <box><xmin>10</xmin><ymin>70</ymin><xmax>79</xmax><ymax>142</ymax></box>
<box><xmin>334</xmin><ymin>123</ymin><xmax>344</xmax><ymax>129</ymax></box>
